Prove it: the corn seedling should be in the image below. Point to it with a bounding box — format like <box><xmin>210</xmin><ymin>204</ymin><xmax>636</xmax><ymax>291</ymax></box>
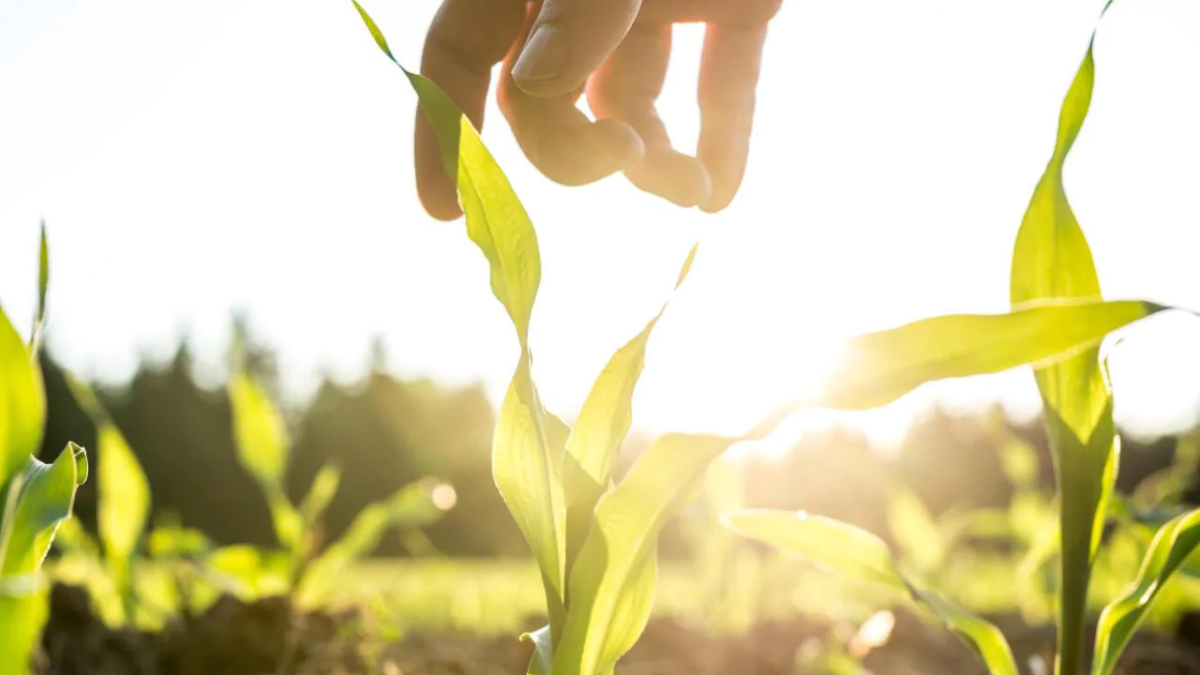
<box><xmin>349</xmin><ymin>5</ymin><xmax>812</xmax><ymax>672</ymax></box>
<box><xmin>0</xmin><ymin>225</ymin><xmax>89</xmax><ymax>674</ymax></box>
<box><xmin>51</xmin><ymin>373</ymin><xmax>152</xmax><ymax>626</ymax></box>
<box><xmin>726</xmin><ymin>5</ymin><xmax>1200</xmax><ymax>674</ymax></box>
<box><xmin>225</xmin><ymin>342</ymin><xmax>453</xmax><ymax>605</ymax></box>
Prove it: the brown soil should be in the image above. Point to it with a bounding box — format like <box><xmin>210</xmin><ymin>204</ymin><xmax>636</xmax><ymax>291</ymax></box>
<box><xmin>34</xmin><ymin>583</ymin><xmax>1200</xmax><ymax>674</ymax></box>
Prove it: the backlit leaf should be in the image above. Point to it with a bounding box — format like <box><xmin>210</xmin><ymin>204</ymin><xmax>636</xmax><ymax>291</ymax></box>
<box><xmin>564</xmin><ymin>245</ymin><xmax>697</xmax><ymax>571</ymax></box>
<box><xmin>820</xmin><ymin>299</ymin><xmax>1163</xmax><ymax>410</ymax></box>
<box><xmin>1093</xmin><ymin>508</ymin><xmax>1200</xmax><ymax>675</ymax></box>
<box><xmin>299</xmin><ymin>462</ymin><xmax>342</xmax><ymax>528</ymax></box>
<box><xmin>522</xmin><ymin>625</ymin><xmax>554</xmax><ymax>675</ymax></box>
<box><xmin>723</xmin><ymin>510</ymin><xmax>906</xmax><ymax>591</ymax></box>
<box><xmin>554</xmin><ymin>433</ymin><xmax>737</xmax><ymax>674</ymax></box>
<box><xmin>725</xmin><ymin>509</ymin><xmax>1017</xmax><ymax>675</ymax></box>
<box><xmin>0</xmin><ymin>307</ymin><xmax>45</xmax><ymax>491</ymax></box>
<box><xmin>228</xmin><ymin>370</ymin><xmax>289</xmax><ymax>488</ymax></box>
<box><xmin>1008</xmin><ymin>5</ymin><xmax>1119</xmax><ymax>671</ymax></box>
<box><xmin>94</xmin><ymin>423</ymin><xmax>150</xmax><ymax>567</ymax></box>
<box><xmin>30</xmin><ymin>223</ymin><xmax>49</xmax><ymax>355</ymax></box>
<box><xmin>0</xmin><ymin>584</ymin><xmax>49</xmax><ymax>675</ymax></box>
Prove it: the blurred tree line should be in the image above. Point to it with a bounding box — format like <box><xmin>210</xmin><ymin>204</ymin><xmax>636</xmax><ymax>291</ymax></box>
<box><xmin>35</xmin><ymin>332</ymin><xmax>1199</xmax><ymax>560</ymax></box>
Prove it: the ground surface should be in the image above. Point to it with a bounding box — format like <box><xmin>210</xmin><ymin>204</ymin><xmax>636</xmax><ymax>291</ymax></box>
<box><xmin>34</xmin><ymin>581</ymin><xmax>1200</xmax><ymax>674</ymax></box>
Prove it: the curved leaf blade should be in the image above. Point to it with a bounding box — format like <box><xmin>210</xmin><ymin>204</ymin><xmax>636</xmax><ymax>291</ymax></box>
<box><xmin>1093</xmin><ymin>508</ymin><xmax>1200</xmax><ymax>675</ymax></box>
<box><xmin>95</xmin><ymin>424</ymin><xmax>150</xmax><ymax>567</ymax></box>
<box><xmin>0</xmin><ymin>442</ymin><xmax>86</xmax><ymax>576</ymax></box>
<box><xmin>0</xmin><ymin>307</ymin><xmax>45</xmax><ymax>490</ymax></box>
<box><xmin>564</xmin><ymin>245</ymin><xmax>698</xmax><ymax>571</ymax></box>
<box><xmin>724</xmin><ymin>509</ymin><xmax>1017</xmax><ymax>675</ymax></box>
<box><xmin>723</xmin><ymin>510</ymin><xmax>906</xmax><ymax>591</ymax></box>
<box><xmin>820</xmin><ymin>299</ymin><xmax>1163</xmax><ymax>410</ymax></box>
<box><xmin>30</xmin><ymin>222</ymin><xmax>49</xmax><ymax>355</ymax></box>
<box><xmin>553</xmin><ymin>433</ymin><xmax>737</xmax><ymax>674</ymax></box>
<box><xmin>228</xmin><ymin>370</ymin><xmax>289</xmax><ymax>488</ymax></box>
<box><xmin>522</xmin><ymin>625</ymin><xmax>554</xmax><ymax>675</ymax></box>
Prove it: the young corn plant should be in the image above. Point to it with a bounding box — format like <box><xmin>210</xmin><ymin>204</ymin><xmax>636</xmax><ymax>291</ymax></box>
<box><xmin>51</xmin><ymin>374</ymin><xmax>152</xmax><ymax>626</ymax></box>
<box><xmin>225</xmin><ymin>345</ymin><xmax>452</xmax><ymax>605</ymax></box>
<box><xmin>727</xmin><ymin>5</ymin><xmax>1200</xmax><ymax>674</ymax></box>
<box><xmin>351</xmin><ymin>5</ymin><xmax>806</xmax><ymax>672</ymax></box>
<box><xmin>0</xmin><ymin>225</ymin><xmax>89</xmax><ymax>674</ymax></box>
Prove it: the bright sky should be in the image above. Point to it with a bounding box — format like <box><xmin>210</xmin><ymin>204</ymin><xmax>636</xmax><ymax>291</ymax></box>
<box><xmin>1</xmin><ymin>0</ymin><xmax>1198</xmax><ymax>446</ymax></box>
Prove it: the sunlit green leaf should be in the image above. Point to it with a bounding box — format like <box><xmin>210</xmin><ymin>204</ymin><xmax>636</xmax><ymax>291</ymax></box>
<box><xmin>724</xmin><ymin>510</ymin><xmax>906</xmax><ymax>591</ymax></box>
<box><xmin>147</xmin><ymin>518</ymin><xmax>211</xmax><ymax>559</ymax></box>
<box><xmin>554</xmin><ymin>433</ymin><xmax>737</xmax><ymax>674</ymax></box>
<box><xmin>493</xmin><ymin>359</ymin><xmax>568</xmax><ymax>623</ymax></box>
<box><xmin>0</xmin><ymin>443</ymin><xmax>87</xmax><ymax>576</ymax></box>
<box><xmin>820</xmin><ymin>299</ymin><xmax>1164</xmax><ymax>410</ymax></box>
<box><xmin>299</xmin><ymin>462</ymin><xmax>342</xmax><ymax>528</ymax></box>
<box><xmin>0</xmin><ymin>584</ymin><xmax>49</xmax><ymax>675</ymax></box>
<box><xmin>95</xmin><ymin>424</ymin><xmax>149</xmax><ymax>567</ymax></box>
<box><xmin>228</xmin><ymin>370</ymin><xmax>289</xmax><ymax>487</ymax></box>
<box><xmin>564</xmin><ymin>245</ymin><xmax>697</xmax><ymax>571</ymax></box>
<box><xmin>911</xmin><ymin>587</ymin><xmax>1020</xmax><ymax>675</ymax></box>
<box><xmin>725</xmin><ymin>509</ymin><xmax>1017</xmax><ymax>675</ymax></box>
<box><xmin>30</xmin><ymin>223</ymin><xmax>49</xmax><ymax>355</ymax></box>
<box><xmin>1008</xmin><ymin>5</ymin><xmax>1119</xmax><ymax>669</ymax></box>
<box><xmin>0</xmin><ymin>307</ymin><xmax>45</xmax><ymax>491</ymax></box>
<box><xmin>595</xmin><ymin>547</ymin><xmax>658</xmax><ymax>674</ymax></box>
<box><xmin>298</xmin><ymin>478</ymin><xmax>449</xmax><ymax>600</ymax></box>
<box><xmin>1093</xmin><ymin>508</ymin><xmax>1200</xmax><ymax>675</ymax></box>
<box><xmin>522</xmin><ymin>625</ymin><xmax>554</xmax><ymax>675</ymax></box>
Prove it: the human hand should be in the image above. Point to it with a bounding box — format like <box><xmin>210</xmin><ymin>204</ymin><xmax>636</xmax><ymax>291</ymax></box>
<box><xmin>415</xmin><ymin>0</ymin><xmax>783</xmax><ymax>220</ymax></box>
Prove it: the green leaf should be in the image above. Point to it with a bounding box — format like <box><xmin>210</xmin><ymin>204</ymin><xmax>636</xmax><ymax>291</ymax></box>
<box><xmin>227</xmin><ymin>368</ymin><xmax>302</xmax><ymax>552</ymax></box>
<box><xmin>522</xmin><ymin>625</ymin><xmax>554</xmax><ymax>675</ymax></box>
<box><xmin>62</xmin><ymin>373</ymin><xmax>150</xmax><ymax>571</ymax></box>
<box><xmin>563</xmin><ymin>245</ymin><xmax>697</xmax><ymax>573</ymax></box>
<box><xmin>911</xmin><ymin>587</ymin><xmax>1020</xmax><ymax>675</ymax></box>
<box><xmin>819</xmin><ymin>299</ymin><xmax>1164</xmax><ymax>410</ymax></box>
<box><xmin>0</xmin><ymin>307</ymin><xmax>45</xmax><ymax>491</ymax></box>
<box><xmin>1093</xmin><ymin>508</ymin><xmax>1200</xmax><ymax>675</ymax></box>
<box><xmin>0</xmin><ymin>583</ymin><xmax>49</xmax><ymax>675</ymax></box>
<box><xmin>493</xmin><ymin>359</ymin><xmax>569</xmax><ymax>631</ymax></box>
<box><xmin>724</xmin><ymin>509</ymin><xmax>1017</xmax><ymax>675</ymax></box>
<box><xmin>457</xmin><ymin>118</ymin><xmax>542</xmax><ymax>347</ymax></box>
<box><xmin>723</xmin><ymin>510</ymin><xmax>906</xmax><ymax>591</ymax></box>
<box><xmin>352</xmin><ymin>2</ymin><xmax>568</xmax><ymax>640</ymax></box>
<box><xmin>594</xmin><ymin>547</ymin><xmax>658</xmax><ymax>675</ymax></box>
<box><xmin>299</xmin><ymin>462</ymin><xmax>342</xmax><ymax>528</ymax></box>
<box><xmin>351</xmin><ymin>1</ymin><xmax>460</xmax><ymax>181</ymax></box>
<box><xmin>553</xmin><ymin>433</ymin><xmax>737</xmax><ymax>675</ymax></box>
<box><xmin>1008</xmin><ymin>6</ymin><xmax>1118</xmax><ymax>671</ymax></box>
<box><xmin>298</xmin><ymin>478</ymin><xmax>448</xmax><ymax>598</ymax></box>
<box><xmin>0</xmin><ymin>443</ymin><xmax>87</xmax><ymax>577</ymax></box>
<box><xmin>228</xmin><ymin>370</ymin><xmax>289</xmax><ymax>488</ymax></box>
<box><xmin>96</xmin><ymin>424</ymin><xmax>150</xmax><ymax>568</ymax></box>
<box><xmin>30</xmin><ymin>222</ymin><xmax>49</xmax><ymax>356</ymax></box>
<box><xmin>147</xmin><ymin>519</ymin><xmax>211</xmax><ymax>559</ymax></box>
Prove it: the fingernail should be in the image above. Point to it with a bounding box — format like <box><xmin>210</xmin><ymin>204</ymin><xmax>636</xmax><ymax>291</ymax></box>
<box><xmin>513</xmin><ymin>23</ymin><xmax>567</xmax><ymax>83</ymax></box>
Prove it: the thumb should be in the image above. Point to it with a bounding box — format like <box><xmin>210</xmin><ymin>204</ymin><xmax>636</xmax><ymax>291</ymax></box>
<box><xmin>511</xmin><ymin>0</ymin><xmax>642</xmax><ymax>98</ymax></box>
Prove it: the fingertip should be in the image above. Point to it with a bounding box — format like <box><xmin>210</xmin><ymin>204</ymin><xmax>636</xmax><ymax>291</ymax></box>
<box><xmin>700</xmin><ymin>183</ymin><xmax>734</xmax><ymax>212</ymax></box>
<box><xmin>416</xmin><ymin>172</ymin><xmax>462</xmax><ymax>222</ymax></box>
<box><xmin>628</xmin><ymin>152</ymin><xmax>712</xmax><ymax>208</ymax></box>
